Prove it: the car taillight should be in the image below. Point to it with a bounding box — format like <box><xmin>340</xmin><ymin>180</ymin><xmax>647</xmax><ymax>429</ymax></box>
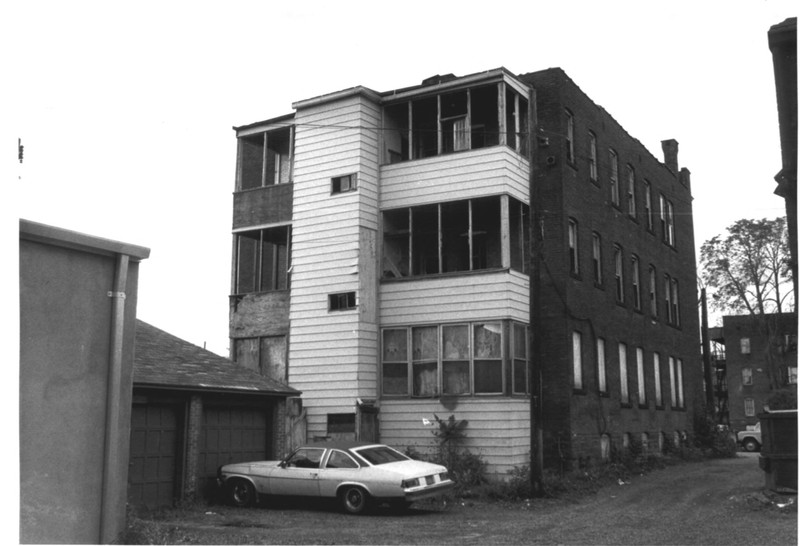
<box><xmin>401</xmin><ymin>478</ymin><xmax>419</xmax><ymax>489</ymax></box>
<box><xmin>439</xmin><ymin>471</ymin><xmax>449</xmax><ymax>481</ymax></box>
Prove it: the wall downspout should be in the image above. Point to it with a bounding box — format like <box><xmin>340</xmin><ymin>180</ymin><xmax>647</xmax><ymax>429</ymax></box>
<box><xmin>100</xmin><ymin>253</ymin><xmax>129</xmax><ymax>543</ymax></box>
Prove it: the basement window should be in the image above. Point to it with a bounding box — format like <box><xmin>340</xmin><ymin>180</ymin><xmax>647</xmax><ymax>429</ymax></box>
<box><xmin>332</xmin><ymin>173</ymin><xmax>357</xmax><ymax>194</ymax></box>
<box><xmin>329</xmin><ymin>291</ymin><xmax>356</xmax><ymax>311</ymax></box>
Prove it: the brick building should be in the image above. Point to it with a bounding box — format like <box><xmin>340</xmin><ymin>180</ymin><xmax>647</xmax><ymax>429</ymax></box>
<box><xmin>229</xmin><ymin>67</ymin><xmax>702</xmax><ymax>477</ymax></box>
<box><xmin>719</xmin><ymin>313</ymin><xmax>798</xmax><ymax>432</ymax></box>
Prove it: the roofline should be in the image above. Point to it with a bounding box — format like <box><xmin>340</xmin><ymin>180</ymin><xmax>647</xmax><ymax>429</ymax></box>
<box><xmin>20</xmin><ymin>219</ymin><xmax>150</xmax><ymax>261</ymax></box>
<box><xmin>233</xmin><ymin>112</ymin><xmax>295</xmax><ymax>133</ymax></box>
<box><xmin>292</xmin><ymin>85</ymin><xmax>382</xmax><ymax>110</ymax></box>
<box><xmin>133</xmin><ymin>382</ymin><xmax>300</xmax><ymax>397</ymax></box>
<box><xmin>380</xmin><ymin>67</ymin><xmax>530</xmax><ymax>103</ymax></box>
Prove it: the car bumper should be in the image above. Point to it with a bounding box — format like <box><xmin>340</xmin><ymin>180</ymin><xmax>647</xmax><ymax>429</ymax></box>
<box><xmin>404</xmin><ymin>480</ymin><xmax>455</xmax><ymax>502</ymax></box>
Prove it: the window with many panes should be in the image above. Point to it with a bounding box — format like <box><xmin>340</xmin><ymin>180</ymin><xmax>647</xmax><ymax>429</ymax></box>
<box><xmin>234</xmin><ymin>225</ymin><xmax>291</xmax><ymax>294</ymax></box>
<box><xmin>609</xmin><ymin>149</ymin><xmax>620</xmax><ymax>206</ymax></box>
<box><xmin>382</xmin><ymin>321</ymin><xmax>527</xmax><ymax>397</ymax></box>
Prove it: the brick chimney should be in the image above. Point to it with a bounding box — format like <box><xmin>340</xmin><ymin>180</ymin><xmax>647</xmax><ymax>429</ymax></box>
<box><xmin>661</xmin><ymin>139</ymin><xmax>679</xmax><ymax>174</ymax></box>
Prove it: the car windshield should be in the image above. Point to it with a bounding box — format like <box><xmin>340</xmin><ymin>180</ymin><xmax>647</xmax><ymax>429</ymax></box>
<box><xmin>354</xmin><ymin>445</ymin><xmax>409</xmax><ymax>465</ymax></box>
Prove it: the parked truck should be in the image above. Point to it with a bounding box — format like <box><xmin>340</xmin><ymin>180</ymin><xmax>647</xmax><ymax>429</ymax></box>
<box><xmin>737</xmin><ymin>422</ymin><xmax>762</xmax><ymax>452</ymax></box>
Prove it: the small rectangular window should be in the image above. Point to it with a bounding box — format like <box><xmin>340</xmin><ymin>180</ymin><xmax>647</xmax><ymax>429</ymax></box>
<box><xmin>327</xmin><ymin>413</ymin><xmax>356</xmax><ymax>434</ymax></box>
<box><xmin>740</xmin><ymin>337</ymin><xmax>751</xmax><ymax>354</ymax></box>
<box><xmin>329</xmin><ymin>291</ymin><xmax>356</xmax><ymax>311</ymax></box>
<box><xmin>742</xmin><ymin>367</ymin><xmax>753</xmax><ymax>385</ymax></box>
<box><xmin>332</xmin><ymin>174</ymin><xmax>357</xmax><ymax>194</ymax></box>
<box><xmin>744</xmin><ymin>398</ymin><xmax>755</xmax><ymax>417</ymax></box>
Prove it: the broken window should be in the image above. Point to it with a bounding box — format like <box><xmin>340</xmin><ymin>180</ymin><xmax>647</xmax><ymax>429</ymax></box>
<box><xmin>412</xmin><ymin>326</ymin><xmax>438</xmax><ymax>397</ymax></box>
<box><xmin>441</xmin><ymin>91</ymin><xmax>469</xmax><ymax>153</ymax></box>
<box><xmin>382</xmin><ymin>329</ymin><xmax>409</xmax><ymax>395</ymax></box>
<box><xmin>509</xmin><ymin>199</ymin><xmax>530</xmax><ymax>274</ymax></box>
<box><xmin>238</xmin><ymin>126</ymin><xmax>292</xmax><ymax>190</ymax></box>
<box><xmin>383</xmin><ymin>196</ymin><xmax>510</xmax><ymax>279</ymax></box>
<box><xmin>383</xmin><ymin>81</ymin><xmax>527</xmax><ymax>163</ymax></box>
<box><xmin>234</xmin><ymin>225</ymin><xmax>290</xmax><ymax>294</ymax></box>
<box><xmin>329</xmin><ymin>291</ymin><xmax>356</xmax><ymax>311</ymax></box>
<box><xmin>412</xmin><ymin>97</ymin><xmax>438</xmax><ymax>159</ymax></box>
<box><xmin>332</xmin><ymin>173</ymin><xmax>357</xmax><ymax>194</ymax></box>
<box><xmin>474</xmin><ymin>323</ymin><xmax>503</xmax><ymax>394</ymax></box>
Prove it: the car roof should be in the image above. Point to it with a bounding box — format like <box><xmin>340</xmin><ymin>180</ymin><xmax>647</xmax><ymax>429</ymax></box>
<box><xmin>300</xmin><ymin>440</ymin><xmax>382</xmax><ymax>452</ymax></box>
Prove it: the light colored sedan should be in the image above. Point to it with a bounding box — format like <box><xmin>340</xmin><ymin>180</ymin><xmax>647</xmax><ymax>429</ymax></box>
<box><xmin>217</xmin><ymin>441</ymin><xmax>454</xmax><ymax>514</ymax></box>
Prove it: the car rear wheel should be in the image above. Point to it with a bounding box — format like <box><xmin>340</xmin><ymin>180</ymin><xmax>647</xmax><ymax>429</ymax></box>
<box><xmin>227</xmin><ymin>479</ymin><xmax>256</xmax><ymax>507</ymax></box>
<box><xmin>339</xmin><ymin>485</ymin><xmax>370</xmax><ymax>514</ymax></box>
<box><xmin>743</xmin><ymin>438</ymin><xmax>760</xmax><ymax>452</ymax></box>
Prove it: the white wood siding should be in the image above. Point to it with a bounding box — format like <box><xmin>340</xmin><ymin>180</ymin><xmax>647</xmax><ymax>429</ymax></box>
<box><xmin>290</xmin><ymin>93</ymin><xmax>381</xmax><ymax>441</ymax></box>
<box><xmin>380</xmin><ymin>270</ymin><xmax>529</xmax><ymax>326</ymax></box>
<box><xmin>380</xmin><ymin>398</ymin><xmax>531</xmax><ymax>480</ymax></box>
<box><xmin>379</xmin><ymin>147</ymin><xmax>529</xmax><ymax>210</ymax></box>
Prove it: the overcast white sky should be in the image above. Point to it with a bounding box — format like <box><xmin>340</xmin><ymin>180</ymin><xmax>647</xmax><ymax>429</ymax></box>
<box><xmin>5</xmin><ymin>0</ymin><xmax>795</xmax><ymax>356</ymax></box>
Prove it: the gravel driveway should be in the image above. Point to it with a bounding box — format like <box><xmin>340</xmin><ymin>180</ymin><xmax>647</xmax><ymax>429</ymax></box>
<box><xmin>144</xmin><ymin>453</ymin><xmax>796</xmax><ymax>545</ymax></box>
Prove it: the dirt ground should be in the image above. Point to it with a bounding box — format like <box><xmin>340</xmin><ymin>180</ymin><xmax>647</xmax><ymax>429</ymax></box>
<box><xmin>138</xmin><ymin>453</ymin><xmax>796</xmax><ymax>545</ymax></box>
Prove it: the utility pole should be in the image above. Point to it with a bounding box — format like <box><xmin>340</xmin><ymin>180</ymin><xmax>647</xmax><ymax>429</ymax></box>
<box><xmin>528</xmin><ymin>87</ymin><xmax>544</xmax><ymax>497</ymax></box>
<box><xmin>700</xmin><ymin>288</ymin><xmax>715</xmax><ymax>413</ymax></box>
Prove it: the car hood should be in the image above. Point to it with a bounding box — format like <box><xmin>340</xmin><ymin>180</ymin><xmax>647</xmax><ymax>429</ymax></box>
<box><xmin>370</xmin><ymin>459</ymin><xmax>447</xmax><ymax>477</ymax></box>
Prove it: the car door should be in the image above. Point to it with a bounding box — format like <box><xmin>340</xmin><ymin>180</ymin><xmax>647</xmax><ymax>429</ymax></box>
<box><xmin>267</xmin><ymin>447</ymin><xmax>325</xmax><ymax>497</ymax></box>
<box><xmin>316</xmin><ymin>449</ymin><xmax>362</xmax><ymax>497</ymax></box>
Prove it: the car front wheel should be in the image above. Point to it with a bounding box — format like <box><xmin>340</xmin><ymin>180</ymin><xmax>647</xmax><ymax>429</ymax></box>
<box><xmin>227</xmin><ymin>479</ymin><xmax>256</xmax><ymax>507</ymax></box>
<box><xmin>340</xmin><ymin>485</ymin><xmax>370</xmax><ymax>514</ymax></box>
<box><xmin>743</xmin><ymin>439</ymin><xmax>760</xmax><ymax>452</ymax></box>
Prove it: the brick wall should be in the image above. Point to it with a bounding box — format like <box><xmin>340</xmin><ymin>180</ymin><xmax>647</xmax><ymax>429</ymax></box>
<box><xmin>521</xmin><ymin>68</ymin><xmax>702</xmax><ymax>468</ymax></box>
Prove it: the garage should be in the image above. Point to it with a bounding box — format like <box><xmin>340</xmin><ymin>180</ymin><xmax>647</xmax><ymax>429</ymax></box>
<box><xmin>128</xmin><ymin>404</ymin><xmax>182</xmax><ymax>509</ymax></box>
<box><xmin>131</xmin><ymin>321</ymin><xmax>300</xmax><ymax>507</ymax></box>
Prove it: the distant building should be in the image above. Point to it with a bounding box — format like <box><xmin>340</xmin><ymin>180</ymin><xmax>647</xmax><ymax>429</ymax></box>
<box><xmin>228</xmin><ymin>67</ymin><xmax>702</xmax><ymax>477</ymax></box>
<box><xmin>719</xmin><ymin>313</ymin><xmax>798</xmax><ymax>432</ymax></box>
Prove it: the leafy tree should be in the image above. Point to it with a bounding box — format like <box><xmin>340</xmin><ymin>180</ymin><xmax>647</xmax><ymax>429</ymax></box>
<box><xmin>700</xmin><ymin>217</ymin><xmax>793</xmax><ymax>315</ymax></box>
<box><xmin>700</xmin><ymin>217</ymin><xmax>796</xmax><ymax>392</ymax></box>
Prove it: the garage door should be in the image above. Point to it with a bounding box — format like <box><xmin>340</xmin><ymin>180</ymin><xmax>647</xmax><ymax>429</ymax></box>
<box><xmin>128</xmin><ymin>404</ymin><xmax>180</xmax><ymax>508</ymax></box>
<box><xmin>199</xmin><ymin>406</ymin><xmax>272</xmax><ymax>482</ymax></box>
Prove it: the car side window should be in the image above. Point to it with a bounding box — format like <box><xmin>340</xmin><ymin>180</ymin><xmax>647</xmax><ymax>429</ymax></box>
<box><xmin>286</xmin><ymin>448</ymin><xmax>325</xmax><ymax>469</ymax></box>
<box><xmin>325</xmin><ymin>450</ymin><xmax>359</xmax><ymax>469</ymax></box>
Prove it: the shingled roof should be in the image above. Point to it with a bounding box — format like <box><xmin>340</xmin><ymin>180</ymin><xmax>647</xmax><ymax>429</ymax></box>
<box><xmin>134</xmin><ymin>320</ymin><xmax>299</xmax><ymax>396</ymax></box>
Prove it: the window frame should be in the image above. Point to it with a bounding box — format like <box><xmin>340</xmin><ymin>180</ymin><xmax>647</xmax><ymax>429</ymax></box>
<box><xmin>742</xmin><ymin>367</ymin><xmax>753</xmax><ymax>386</ymax></box>
<box><xmin>614</xmin><ymin>245</ymin><xmax>624</xmax><ymax>303</ymax></box>
<box><xmin>626</xmin><ymin>164</ymin><xmax>636</xmax><ymax>217</ymax></box>
<box><xmin>572</xmin><ymin>331</ymin><xmax>584</xmax><ymax>391</ymax></box>
<box><xmin>609</xmin><ymin>149</ymin><xmax>620</xmax><ymax>206</ymax></box>
<box><xmin>653</xmin><ymin>352</ymin><xmax>663</xmax><ymax>407</ymax></box>
<box><xmin>568</xmin><ymin>218</ymin><xmax>580</xmax><ymax>276</ymax></box>
<box><xmin>329</xmin><ymin>291</ymin><xmax>357</xmax><ymax>312</ymax></box>
<box><xmin>619</xmin><ymin>342</ymin><xmax>629</xmax><ymax>405</ymax></box>
<box><xmin>331</xmin><ymin>173</ymin><xmax>358</xmax><ymax>194</ymax></box>
<box><xmin>636</xmin><ymin>347</ymin><xmax>646</xmax><ymax>407</ymax></box>
<box><xmin>643</xmin><ymin>180</ymin><xmax>653</xmax><ymax>231</ymax></box>
<box><xmin>565</xmin><ymin>109</ymin><xmax>575</xmax><ymax>164</ymax></box>
<box><xmin>596</xmin><ymin>337</ymin><xmax>608</xmax><ymax>394</ymax></box>
<box><xmin>631</xmin><ymin>254</ymin><xmax>641</xmax><ymax>311</ymax></box>
<box><xmin>744</xmin><ymin>398</ymin><xmax>756</xmax><ymax>417</ymax></box>
<box><xmin>588</xmin><ymin>131</ymin><xmax>598</xmax><ymax>182</ymax></box>
<box><xmin>592</xmin><ymin>232</ymin><xmax>603</xmax><ymax>286</ymax></box>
